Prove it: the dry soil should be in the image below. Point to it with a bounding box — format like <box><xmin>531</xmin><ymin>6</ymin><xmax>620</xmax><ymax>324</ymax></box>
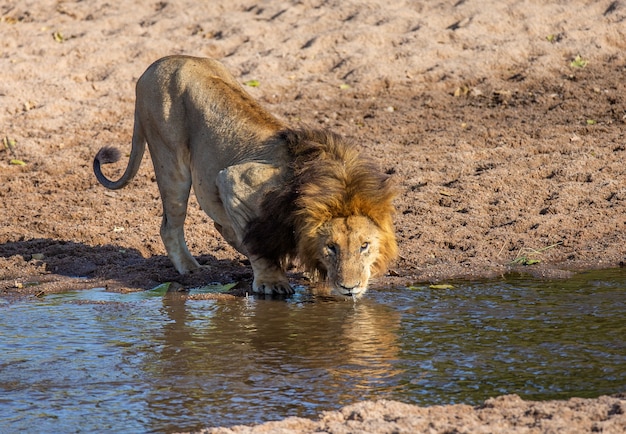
<box><xmin>1</xmin><ymin>1</ymin><xmax>626</xmax><ymax>432</ymax></box>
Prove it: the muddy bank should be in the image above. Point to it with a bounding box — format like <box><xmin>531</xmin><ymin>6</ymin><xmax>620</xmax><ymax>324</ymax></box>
<box><xmin>2</xmin><ymin>0</ymin><xmax>626</xmax><ymax>297</ymax></box>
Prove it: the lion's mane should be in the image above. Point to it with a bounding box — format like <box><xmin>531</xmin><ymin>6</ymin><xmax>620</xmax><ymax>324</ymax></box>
<box><xmin>244</xmin><ymin>129</ymin><xmax>397</xmax><ymax>279</ymax></box>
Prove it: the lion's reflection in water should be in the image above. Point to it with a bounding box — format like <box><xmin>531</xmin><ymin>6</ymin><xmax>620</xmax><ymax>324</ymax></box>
<box><xmin>143</xmin><ymin>290</ymin><xmax>403</xmax><ymax>429</ymax></box>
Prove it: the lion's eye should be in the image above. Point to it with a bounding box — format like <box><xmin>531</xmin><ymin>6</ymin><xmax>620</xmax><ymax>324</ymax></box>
<box><xmin>326</xmin><ymin>244</ymin><xmax>337</xmax><ymax>255</ymax></box>
<box><xmin>360</xmin><ymin>242</ymin><xmax>370</xmax><ymax>252</ymax></box>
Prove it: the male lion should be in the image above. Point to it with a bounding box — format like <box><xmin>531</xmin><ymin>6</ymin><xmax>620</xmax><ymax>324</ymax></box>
<box><xmin>93</xmin><ymin>55</ymin><xmax>397</xmax><ymax>297</ymax></box>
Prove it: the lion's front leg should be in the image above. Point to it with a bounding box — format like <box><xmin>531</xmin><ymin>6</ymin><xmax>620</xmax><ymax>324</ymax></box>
<box><xmin>216</xmin><ymin>163</ymin><xmax>294</xmax><ymax>295</ymax></box>
<box><xmin>249</xmin><ymin>256</ymin><xmax>294</xmax><ymax>295</ymax></box>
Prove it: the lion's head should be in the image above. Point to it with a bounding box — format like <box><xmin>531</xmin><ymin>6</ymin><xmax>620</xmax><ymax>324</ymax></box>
<box><xmin>244</xmin><ymin>129</ymin><xmax>397</xmax><ymax>297</ymax></box>
<box><xmin>289</xmin><ymin>130</ymin><xmax>397</xmax><ymax>297</ymax></box>
<box><xmin>307</xmin><ymin>215</ymin><xmax>393</xmax><ymax>296</ymax></box>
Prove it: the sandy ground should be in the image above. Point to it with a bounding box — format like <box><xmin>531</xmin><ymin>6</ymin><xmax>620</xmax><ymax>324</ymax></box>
<box><xmin>201</xmin><ymin>395</ymin><xmax>626</xmax><ymax>434</ymax></box>
<box><xmin>2</xmin><ymin>0</ymin><xmax>626</xmax><ymax>432</ymax></box>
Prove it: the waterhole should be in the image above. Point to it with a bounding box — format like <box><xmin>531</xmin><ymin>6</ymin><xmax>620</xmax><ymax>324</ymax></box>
<box><xmin>1</xmin><ymin>269</ymin><xmax>625</xmax><ymax>432</ymax></box>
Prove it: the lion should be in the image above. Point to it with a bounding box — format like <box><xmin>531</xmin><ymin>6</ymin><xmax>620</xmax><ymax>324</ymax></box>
<box><xmin>93</xmin><ymin>55</ymin><xmax>397</xmax><ymax>297</ymax></box>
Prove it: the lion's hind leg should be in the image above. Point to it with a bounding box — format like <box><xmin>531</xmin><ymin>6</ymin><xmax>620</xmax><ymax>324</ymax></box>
<box><xmin>153</xmin><ymin>154</ymin><xmax>201</xmax><ymax>275</ymax></box>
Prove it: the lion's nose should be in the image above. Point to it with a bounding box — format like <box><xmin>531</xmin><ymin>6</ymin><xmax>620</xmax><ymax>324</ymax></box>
<box><xmin>338</xmin><ymin>282</ymin><xmax>361</xmax><ymax>295</ymax></box>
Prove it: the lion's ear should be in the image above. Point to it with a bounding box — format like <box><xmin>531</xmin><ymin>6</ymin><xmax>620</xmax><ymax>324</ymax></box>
<box><xmin>368</xmin><ymin>173</ymin><xmax>398</xmax><ymax>222</ymax></box>
<box><xmin>382</xmin><ymin>171</ymin><xmax>400</xmax><ymax>200</ymax></box>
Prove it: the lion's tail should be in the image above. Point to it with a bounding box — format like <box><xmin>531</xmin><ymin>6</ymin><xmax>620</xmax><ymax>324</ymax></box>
<box><xmin>93</xmin><ymin>115</ymin><xmax>146</xmax><ymax>190</ymax></box>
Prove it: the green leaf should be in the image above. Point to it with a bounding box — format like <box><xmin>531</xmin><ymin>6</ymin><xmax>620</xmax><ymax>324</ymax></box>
<box><xmin>407</xmin><ymin>285</ymin><xmax>425</xmax><ymax>291</ymax></box>
<box><xmin>2</xmin><ymin>137</ymin><xmax>16</xmax><ymax>149</ymax></box>
<box><xmin>196</xmin><ymin>282</ymin><xmax>238</xmax><ymax>293</ymax></box>
<box><xmin>511</xmin><ymin>257</ymin><xmax>541</xmax><ymax>266</ymax></box>
<box><xmin>244</xmin><ymin>79</ymin><xmax>260</xmax><ymax>87</ymax></box>
<box><xmin>429</xmin><ymin>284</ymin><xmax>454</xmax><ymax>290</ymax></box>
<box><xmin>570</xmin><ymin>55</ymin><xmax>588</xmax><ymax>68</ymax></box>
<box><xmin>9</xmin><ymin>159</ymin><xmax>26</xmax><ymax>166</ymax></box>
<box><xmin>148</xmin><ymin>282</ymin><xmax>172</xmax><ymax>296</ymax></box>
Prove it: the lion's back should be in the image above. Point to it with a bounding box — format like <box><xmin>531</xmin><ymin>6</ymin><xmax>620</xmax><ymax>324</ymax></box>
<box><xmin>135</xmin><ymin>55</ymin><xmax>286</xmax><ymax>167</ymax></box>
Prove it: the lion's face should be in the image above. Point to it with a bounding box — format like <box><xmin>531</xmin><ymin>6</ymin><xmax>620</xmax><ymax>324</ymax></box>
<box><xmin>316</xmin><ymin>215</ymin><xmax>385</xmax><ymax>297</ymax></box>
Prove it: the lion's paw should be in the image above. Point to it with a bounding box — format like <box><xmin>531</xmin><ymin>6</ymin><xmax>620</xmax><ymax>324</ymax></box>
<box><xmin>189</xmin><ymin>264</ymin><xmax>212</xmax><ymax>274</ymax></box>
<box><xmin>178</xmin><ymin>263</ymin><xmax>211</xmax><ymax>275</ymax></box>
<box><xmin>253</xmin><ymin>279</ymin><xmax>294</xmax><ymax>295</ymax></box>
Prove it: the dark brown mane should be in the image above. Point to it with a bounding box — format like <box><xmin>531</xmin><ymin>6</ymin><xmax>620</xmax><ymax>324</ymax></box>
<box><xmin>243</xmin><ymin>128</ymin><xmax>397</xmax><ymax>276</ymax></box>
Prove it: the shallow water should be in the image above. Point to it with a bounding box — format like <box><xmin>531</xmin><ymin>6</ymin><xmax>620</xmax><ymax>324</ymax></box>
<box><xmin>1</xmin><ymin>269</ymin><xmax>625</xmax><ymax>433</ymax></box>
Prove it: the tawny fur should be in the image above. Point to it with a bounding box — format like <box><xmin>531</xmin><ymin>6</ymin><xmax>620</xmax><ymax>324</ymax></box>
<box><xmin>93</xmin><ymin>55</ymin><xmax>397</xmax><ymax>296</ymax></box>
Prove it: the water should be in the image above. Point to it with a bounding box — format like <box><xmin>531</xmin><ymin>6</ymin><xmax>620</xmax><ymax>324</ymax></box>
<box><xmin>1</xmin><ymin>269</ymin><xmax>625</xmax><ymax>433</ymax></box>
